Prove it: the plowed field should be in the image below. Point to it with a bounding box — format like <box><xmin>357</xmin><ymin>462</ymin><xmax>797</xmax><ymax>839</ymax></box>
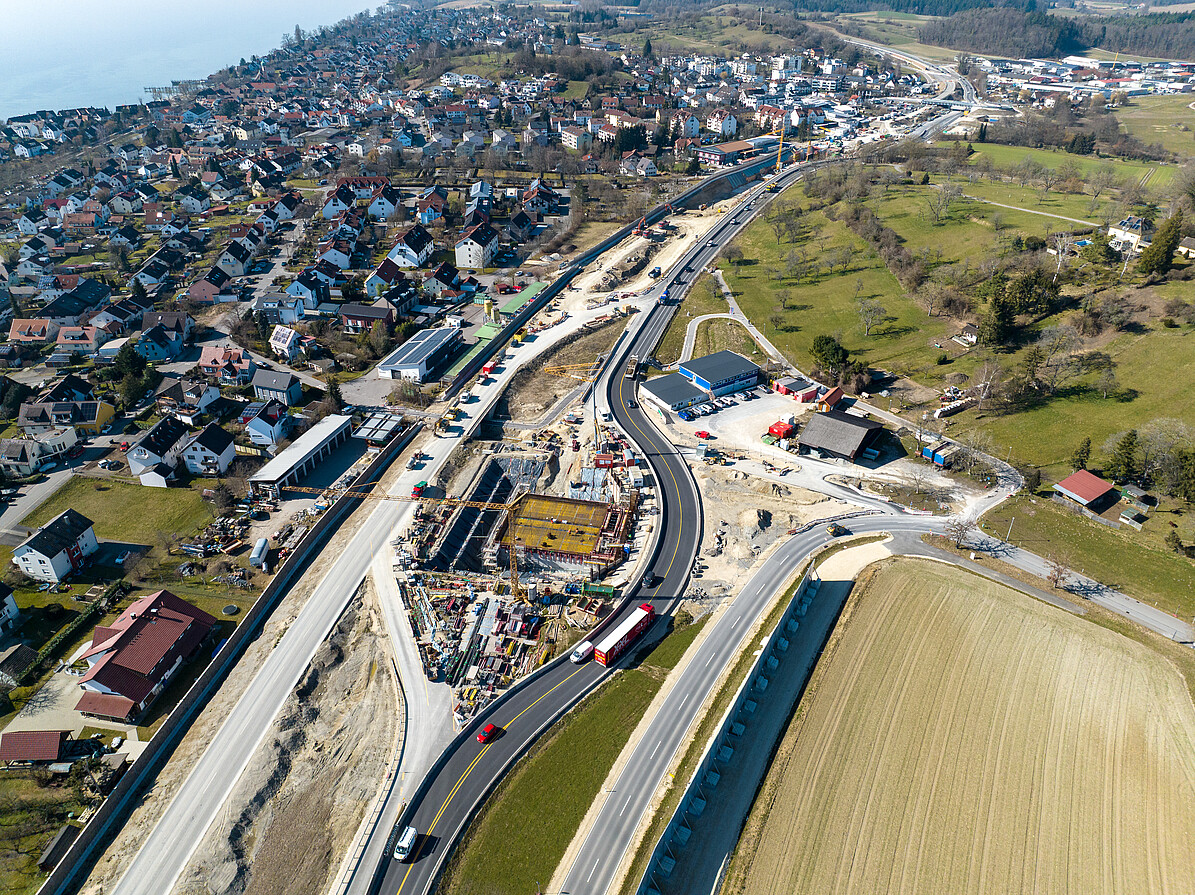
<box><xmin>726</xmin><ymin>558</ymin><xmax>1195</xmax><ymax>895</ymax></box>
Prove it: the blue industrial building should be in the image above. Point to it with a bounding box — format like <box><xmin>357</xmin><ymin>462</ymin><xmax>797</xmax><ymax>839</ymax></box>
<box><xmin>678</xmin><ymin>350</ymin><xmax>760</xmax><ymax>397</ymax></box>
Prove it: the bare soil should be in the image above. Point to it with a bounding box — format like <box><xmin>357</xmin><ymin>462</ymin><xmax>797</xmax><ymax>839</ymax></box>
<box><xmin>502</xmin><ymin>319</ymin><xmax>625</xmax><ymax>424</ymax></box>
<box><xmin>78</xmin><ymin>468</ymin><xmax>410</xmax><ymax>894</ymax></box>
<box><xmin>174</xmin><ymin>581</ymin><xmax>399</xmax><ymax>895</ymax></box>
<box><xmin>725</xmin><ymin>557</ymin><xmax>1195</xmax><ymax>895</ymax></box>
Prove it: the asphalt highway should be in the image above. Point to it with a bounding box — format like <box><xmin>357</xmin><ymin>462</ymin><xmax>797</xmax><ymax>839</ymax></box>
<box><xmin>556</xmin><ymin>515</ymin><xmax>944</xmax><ymax>895</ymax></box>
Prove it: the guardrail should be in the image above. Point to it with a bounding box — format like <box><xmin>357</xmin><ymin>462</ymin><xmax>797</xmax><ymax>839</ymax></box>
<box><xmin>40</xmin><ymin>423</ymin><xmax>423</xmax><ymax>895</ymax></box>
<box><xmin>633</xmin><ymin>568</ymin><xmax>820</xmax><ymax>895</ymax></box>
<box><xmin>442</xmin><ymin>149</ymin><xmax>798</xmax><ymax>401</ymax></box>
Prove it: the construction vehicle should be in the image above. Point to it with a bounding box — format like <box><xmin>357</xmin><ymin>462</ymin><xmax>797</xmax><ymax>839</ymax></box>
<box><xmin>411</xmin><ymin>481</ymin><xmax>428</xmax><ymax>498</ymax></box>
<box><xmin>625</xmin><ymin>355</ymin><xmax>639</xmax><ymax>380</ymax></box>
<box><xmin>648</xmin><ymin>266</ymin><xmax>661</xmax><ymax>278</ymax></box>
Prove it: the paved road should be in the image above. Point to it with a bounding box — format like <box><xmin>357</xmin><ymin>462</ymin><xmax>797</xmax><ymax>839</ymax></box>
<box><xmin>368</xmin><ymin>275</ymin><xmax>707</xmax><ymax>895</ymax></box>
<box><xmin>107</xmin><ymin>291</ymin><xmax>654</xmax><ymax>895</ymax></box>
<box><xmin>556</xmin><ymin>514</ymin><xmax>942</xmax><ymax>895</ymax></box>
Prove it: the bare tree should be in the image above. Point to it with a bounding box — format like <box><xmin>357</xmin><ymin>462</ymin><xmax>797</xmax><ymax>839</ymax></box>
<box><xmin>1046</xmin><ymin>555</ymin><xmax>1069</xmax><ymax>589</ymax></box>
<box><xmin>1088</xmin><ymin>163</ymin><xmax>1120</xmax><ymax>200</ymax></box>
<box><xmin>945</xmin><ymin>515</ymin><xmax>977</xmax><ymax>548</ymax></box>
<box><xmin>926</xmin><ymin>183</ymin><xmax>961</xmax><ymax>224</ymax></box>
<box><xmin>857</xmin><ymin>298</ymin><xmax>887</xmax><ymax>337</ymax></box>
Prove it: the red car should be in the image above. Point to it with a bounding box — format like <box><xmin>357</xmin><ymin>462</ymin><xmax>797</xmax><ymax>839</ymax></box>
<box><xmin>695</xmin><ymin>430</ymin><xmax>711</xmax><ymax>440</ymax></box>
<box><xmin>477</xmin><ymin>723</ymin><xmax>502</xmax><ymax>744</ymax></box>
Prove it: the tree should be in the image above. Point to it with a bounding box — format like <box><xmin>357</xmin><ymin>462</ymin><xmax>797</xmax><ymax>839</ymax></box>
<box><xmin>1096</xmin><ymin>368</ymin><xmax>1119</xmax><ymax>399</ymax></box>
<box><xmin>130</xmin><ymin>278</ymin><xmax>147</xmax><ymax>304</ymax></box>
<box><xmin>724</xmin><ymin>244</ymin><xmax>744</xmax><ymax>266</ymax></box>
<box><xmin>978</xmin><ymin>294</ymin><xmax>1014</xmax><ymax>346</ymax></box>
<box><xmin>1137</xmin><ymin>211</ymin><xmax>1183</xmax><ymax>276</ymax></box>
<box><xmin>1071</xmin><ymin>436</ymin><xmax>1091</xmax><ymax>471</ymax></box>
<box><xmin>926</xmin><ymin>183</ymin><xmax>960</xmax><ymax>224</ymax></box>
<box><xmin>1166</xmin><ymin>530</ymin><xmax>1185</xmax><ymax>554</ymax></box>
<box><xmin>1046</xmin><ymin>555</ymin><xmax>1068</xmax><ymax>589</ymax></box>
<box><xmin>326</xmin><ymin>375</ymin><xmax>343</xmax><ymax>411</ymax></box>
<box><xmin>112</xmin><ymin>342</ymin><xmax>146</xmax><ymax>379</ymax></box>
<box><xmin>1106</xmin><ymin>429</ymin><xmax>1140</xmax><ymax>483</ymax></box>
<box><xmin>170</xmin><ymin>158</ymin><xmax>181</xmax><ymax>180</ymax></box>
<box><xmin>367</xmin><ymin>320</ymin><xmax>392</xmax><ymax>357</ymax></box>
<box><xmin>945</xmin><ymin>516</ymin><xmax>976</xmax><ymax>548</ymax></box>
<box><xmin>857</xmin><ymin>298</ymin><xmax>886</xmax><ymax>337</ymax></box>
<box><xmin>642</xmin><ymin>38</ymin><xmax>653</xmax><ymax>59</ymax></box>
<box><xmin>810</xmin><ymin>334</ymin><xmax>849</xmax><ymax>377</ymax></box>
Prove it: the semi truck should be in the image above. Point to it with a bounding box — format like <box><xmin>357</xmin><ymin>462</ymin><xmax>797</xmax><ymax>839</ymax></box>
<box><xmin>625</xmin><ymin>355</ymin><xmax>639</xmax><ymax>380</ymax></box>
<box><xmin>594</xmin><ymin>603</ymin><xmax>656</xmax><ymax>667</ymax></box>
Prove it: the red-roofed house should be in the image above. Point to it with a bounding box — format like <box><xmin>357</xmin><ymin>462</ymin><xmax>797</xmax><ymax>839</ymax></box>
<box><xmin>1053</xmin><ymin>469</ymin><xmax>1118</xmax><ymax>512</ymax></box>
<box><xmin>74</xmin><ymin>590</ymin><xmax>216</xmax><ymax>722</ymax></box>
<box><xmin>0</xmin><ymin>730</ymin><xmax>70</xmax><ymax>766</ymax></box>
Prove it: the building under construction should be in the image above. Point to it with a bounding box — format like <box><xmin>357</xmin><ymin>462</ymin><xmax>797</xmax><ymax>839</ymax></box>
<box><xmin>484</xmin><ymin>492</ymin><xmax>637</xmax><ymax>578</ymax></box>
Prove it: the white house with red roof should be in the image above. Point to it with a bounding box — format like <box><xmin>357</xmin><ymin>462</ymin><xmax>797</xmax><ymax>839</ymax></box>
<box><xmin>75</xmin><ymin>590</ymin><xmax>215</xmax><ymax>722</ymax></box>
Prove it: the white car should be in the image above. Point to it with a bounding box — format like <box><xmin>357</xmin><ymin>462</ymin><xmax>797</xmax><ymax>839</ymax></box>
<box><xmin>115</xmin><ymin>551</ymin><xmax>131</xmax><ymax>565</ymax></box>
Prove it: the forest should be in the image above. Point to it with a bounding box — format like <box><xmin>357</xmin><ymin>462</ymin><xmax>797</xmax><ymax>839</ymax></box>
<box><xmin>918</xmin><ymin>5</ymin><xmax>1195</xmax><ymax>60</ymax></box>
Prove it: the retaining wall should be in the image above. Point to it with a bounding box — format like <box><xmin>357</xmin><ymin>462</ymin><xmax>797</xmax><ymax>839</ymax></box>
<box><xmin>39</xmin><ymin>423</ymin><xmax>423</xmax><ymax>895</ymax></box>
<box><xmin>634</xmin><ymin>569</ymin><xmax>820</xmax><ymax>895</ymax></box>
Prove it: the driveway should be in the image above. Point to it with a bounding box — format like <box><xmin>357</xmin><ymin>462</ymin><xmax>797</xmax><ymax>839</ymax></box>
<box><xmin>0</xmin><ymin>465</ymin><xmax>78</xmax><ymax>543</ymax></box>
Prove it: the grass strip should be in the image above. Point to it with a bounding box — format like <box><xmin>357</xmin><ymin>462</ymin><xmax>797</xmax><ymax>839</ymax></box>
<box><xmin>440</xmin><ymin>618</ymin><xmax>705</xmax><ymax>895</ymax></box>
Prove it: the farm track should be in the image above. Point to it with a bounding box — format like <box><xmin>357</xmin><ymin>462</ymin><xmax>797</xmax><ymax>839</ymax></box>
<box><xmin>726</xmin><ymin>558</ymin><xmax>1195</xmax><ymax>895</ymax></box>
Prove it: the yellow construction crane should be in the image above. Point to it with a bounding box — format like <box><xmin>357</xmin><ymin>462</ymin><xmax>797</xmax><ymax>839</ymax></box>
<box><xmin>277</xmin><ymin>483</ymin><xmax>513</xmax><ymax>512</ymax></box>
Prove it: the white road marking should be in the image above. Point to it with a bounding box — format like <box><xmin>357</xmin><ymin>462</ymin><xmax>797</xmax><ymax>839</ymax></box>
<box><xmin>650</xmin><ymin>740</ymin><xmax>662</xmax><ymax>759</ymax></box>
<box><xmin>588</xmin><ymin>858</ymin><xmax>601</xmax><ymax>882</ymax></box>
<box><xmin>678</xmin><ymin>693</ymin><xmax>689</xmax><ymax>710</ymax></box>
<box><xmin>705</xmin><ymin>653</ymin><xmax>715</xmax><ymax>667</ymax></box>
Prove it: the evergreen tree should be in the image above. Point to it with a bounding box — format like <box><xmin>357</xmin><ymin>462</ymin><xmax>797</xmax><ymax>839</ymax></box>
<box><xmin>978</xmin><ymin>294</ymin><xmax>1014</xmax><ymax>346</ymax></box>
<box><xmin>643</xmin><ymin>38</ymin><xmax>653</xmax><ymax>58</ymax></box>
<box><xmin>1071</xmin><ymin>436</ymin><xmax>1091</xmax><ymax>471</ymax></box>
<box><xmin>130</xmin><ymin>278</ymin><xmax>147</xmax><ymax>303</ymax></box>
<box><xmin>1137</xmin><ymin>211</ymin><xmax>1183</xmax><ymax>276</ymax></box>
<box><xmin>1166</xmin><ymin>530</ymin><xmax>1184</xmax><ymax>553</ymax></box>
<box><xmin>810</xmin><ymin>334</ymin><xmax>850</xmax><ymax>376</ymax></box>
<box><xmin>1107</xmin><ymin>429</ymin><xmax>1140</xmax><ymax>483</ymax></box>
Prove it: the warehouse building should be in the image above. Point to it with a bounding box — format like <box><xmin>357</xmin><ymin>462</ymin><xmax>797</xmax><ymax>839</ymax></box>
<box><xmin>248</xmin><ymin>414</ymin><xmax>353</xmax><ymax>495</ymax></box>
<box><xmin>678</xmin><ymin>350</ymin><xmax>760</xmax><ymax>397</ymax></box>
<box><xmin>377</xmin><ymin>327</ymin><xmax>463</xmax><ymax>381</ymax></box>
<box><xmin>639</xmin><ymin>372</ymin><xmax>708</xmax><ymax>412</ymax></box>
<box><xmin>797</xmin><ymin>410</ymin><xmax>884</xmax><ymax>461</ymax></box>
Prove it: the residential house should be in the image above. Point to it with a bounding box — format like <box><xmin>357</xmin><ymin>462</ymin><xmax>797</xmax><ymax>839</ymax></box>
<box><xmin>269</xmin><ymin>325</ymin><xmax>302</xmax><ymax>362</ymax></box>
<box><xmin>188</xmin><ymin>267</ymin><xmax>233</xmax><ymax>304</ymax></box>
<box><xmin>0</xmin><ymin>428</ymin><xmax>78</xmax><ymax>475</ymax></box>
<box><xmin>507</xmin><ymin>209</ymin><xmax>538</xmax><ymax>243</ymax></box>
<box><xmin>386</xmin><ymin>224</ymin><xmax>435</xmax><ymax>268</ymax></box>
<box><xmin>142</xmin><ymin>311</ymin><xmax>194</xmax><ymax>343</ymax></box>
<box><xmin>216</xmin><ymin>240</ymin><xmax>253</xmax><ymax>278</ymax></box>
<box><xmin>55</xmin><ymin>326</ymin><xmax>106</xmax><ymax>355</ymax></box>
<box><xmin>8</xmin><ymin>319</ymin><xmax>59</xmax><ymax>344</ymax></box>
<box><xmin>521</xmin><ymin>179</ymin><xmax>559</xmax><ymax>215</ymax></box>
<box><xmin>127</xmin><ymin>416</ymin><xmax>191</xmax><ymax>481</ymax></box>
<box><xmin>285</xmin><ymin>270</ymin><xmax>329</xmax><ymax>307</ymax></box>
<box><xmin>181</xmin><ymin>424</ymin><xmax>235</xmax><ymax>476</ymax></box>
<box><xmin>321</xmin><ymin>184</ymin><xmax>356</xmax><ymax>219</ymax></box>
<box><xmin>134</xmin><ymin>324</ymin><xmax>183</xmax><ymax>361</ymax></box>
<box><xmin>367</xmin><ymin>184</ymin><xmax>405</xmax><ymax>220</ymax></box>
<box><xmin>176</xmin><ymin>185</ymin><xmax>210</xmax><ymax>215</ymax></box>
<box><xmin>251</xmin><ymin>369</ymin><xmax>302</xmax><ymax>406</ymax></box>
<box><xmin>197</xmin><ymin>346</ymin><xmax>254</xmax><ymax>385</ymax></box>
<box><xmin>18</xmin><ymin>400</ymin><xmax>115</xmax><ymax>436</ymax></box>
<box><xmin>560</xmin><ymin>126</ymin><xmax>592</xmax><ymax>151</ymax></box>
<box><xmin>341</xmin><ymin>303</ymin><xmax>393</xmax><ymax>335</ymax></box>
<box><xmin>12</xmin><ymin>509</ymin><xmax>98</xmax><ymax>583</ymax></box>
<box><xmin>705</xmin><ymin>110</ymin><xmax>738</xmax><ymax>136</ymax></box>
<box><xmin>251</xmin><ymin>293</ymin><xmax>305</xmax><ymax>326</ymax></box>
<box><xmin>74</xmin><ymin>590</ymin><xmax>215</xmax><ymax>722</ymax></box>
<box><xmin>154</xmin><ymin>376</ymin><xmax>220</xmax><ymax>426</ymax></box>
<box><xmin>455</xmin><ymin>222</ymin><xmax>499</xmax><ymax>269</ymax></box>
<box><xmin>242</xmin><ymin>399</ymin><xmax>291</xmax><ymax>447</ymax></box>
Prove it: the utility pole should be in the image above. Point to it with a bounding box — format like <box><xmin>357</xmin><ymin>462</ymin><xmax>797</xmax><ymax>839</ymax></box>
<box><xmin>759</xmin><ymin>6</ymin><xmax>765</xmax><ymax>26</ymax></box>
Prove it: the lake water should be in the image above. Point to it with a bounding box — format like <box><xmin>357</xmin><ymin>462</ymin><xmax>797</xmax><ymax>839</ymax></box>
<box><xmin>0</xmin><ymin>1</ymin><xmax>373</xmax><ymax>121</ymax></box>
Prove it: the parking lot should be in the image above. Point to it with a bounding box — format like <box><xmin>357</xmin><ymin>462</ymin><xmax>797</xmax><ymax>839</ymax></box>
<box><xmin>666</xmin><ymin>386</ymin><xmax>816</xmax><ymax>462</ymax></box>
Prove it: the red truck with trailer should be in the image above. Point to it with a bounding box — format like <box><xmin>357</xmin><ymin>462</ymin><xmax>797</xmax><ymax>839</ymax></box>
<box><xmin>594</xmin><ymin>603</ymin><xmax>656</xmax><ymax>667</ymax></box>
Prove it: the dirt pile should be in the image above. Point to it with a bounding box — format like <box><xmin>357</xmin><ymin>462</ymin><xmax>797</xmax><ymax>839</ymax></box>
<box><xmin>681</xmin><ymin>465</ymin><xmax>838</xmax><ymax>617</ymax></box>
<box><xmin>174</xmin><ymin>585</ymin><xmax>400</xmax><ymax>895</ymax></box>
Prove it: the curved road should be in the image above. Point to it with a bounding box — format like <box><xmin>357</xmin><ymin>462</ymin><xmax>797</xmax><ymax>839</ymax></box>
<box><xmin>369</xmin><ymin>160</ymin><xmax>821</xmax><ymax>895</ymax></box>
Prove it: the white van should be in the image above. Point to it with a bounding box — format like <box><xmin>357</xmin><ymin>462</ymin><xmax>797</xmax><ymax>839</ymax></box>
<box><xmin>570</xmin><ymin>641</ymin><xmax>594</xmax><ymax>664</ymax></box>
<box><xmin>394</xmin><ymin>825</ymin><xmax>418</xmax><ymax>862</ymax></box>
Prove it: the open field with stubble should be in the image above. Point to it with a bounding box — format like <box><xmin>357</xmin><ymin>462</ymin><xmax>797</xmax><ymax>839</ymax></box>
<box><xmin>724</xmin><ymin>557</ymin><xmax>1195</xmax><ymax>895</ymax></box>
